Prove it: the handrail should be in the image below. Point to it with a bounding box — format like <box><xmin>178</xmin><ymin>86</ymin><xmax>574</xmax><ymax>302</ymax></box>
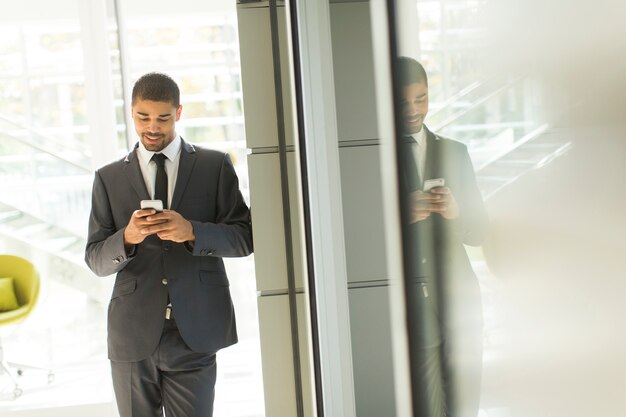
<box><xmin>0</xmin><ymin>113</ymin><xmax>92</xmax><ymax>172</ymax></box>
<box><xmin>0</xmin><ymin>132</ymin><xmax>92</xmax><ymax>172</ymax></box>
<box><xmin>0</xmin><ymin>131</ymin><xmax>92</xmax><ymax>173</ymax></box>
<box><xmin>431</xmin><ymin>75</ymin><xmax>526</xmax><ymax>132</ymax></box>
<box><xmin>476</xmin><ymin>123</ymin><xmax>549</xmax><ymax>172</ymax></box>
<box><xmin>0</xmin><ymin>112</ymin><xmax>88</xmax><ymax>154</ymax></box>
<box><xmin>428</xmin><ymin>80</ymin><xmax>482</xmax><ymax>119</ymax></box>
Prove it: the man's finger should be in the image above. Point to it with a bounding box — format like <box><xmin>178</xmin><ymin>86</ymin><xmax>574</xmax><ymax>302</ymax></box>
<box><xmin>430</xmin><ymin>187</ymin><xmax>451</xmax><ymax>195</ymax></box>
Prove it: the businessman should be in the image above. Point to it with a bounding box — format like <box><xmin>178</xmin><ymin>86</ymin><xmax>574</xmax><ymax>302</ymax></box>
<box><xmin>397</xmin><ymin>57</ymin><xmax>488</xmax><ymax>417</ymax></box>
<box><xmin>85</xmin><ymin>72</ymin><xmax>253</xmax><ymax>417</ymax></box>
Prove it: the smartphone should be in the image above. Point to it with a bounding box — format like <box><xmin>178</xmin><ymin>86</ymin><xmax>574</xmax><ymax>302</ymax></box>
<box><xmin>140</xmin><ymin>199</ymin><xmax>163</xmax><ymax>212</ymax></box>
<box><xmin>423</xmin><ymin>178</ymin><xmax>445</xmax><ymax>192</ymax></box>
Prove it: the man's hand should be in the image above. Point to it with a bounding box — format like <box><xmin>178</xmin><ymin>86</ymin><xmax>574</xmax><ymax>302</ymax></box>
<box><xmin>429</xmin><ymin>187</ymin><xmax>460</xmax><ymax>220</ymax></box>
<box><xmin>408</xmin><ymin>190</ymin><xmax>445</xmax><ymax>223</ymax></box>
<box><xmin>408</xmin><ymin>187</ymin><xmax>459</xmax><ymax>224</ymax></box>
<box><xmin>140</xmin><ymin>210</ymin><xmax>196</xmax><ymax>243</ymax></box>
<box><xmin>124</xmin><ymin>209</ymin><xmax>167</xmax><ymax>246</ymax></box>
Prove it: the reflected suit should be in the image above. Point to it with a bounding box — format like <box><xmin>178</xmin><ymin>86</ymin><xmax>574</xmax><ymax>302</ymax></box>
<box><xmin>402</xmin><ymin>126</ymin><xmax>487</xmax><ymax>417</ymax></box>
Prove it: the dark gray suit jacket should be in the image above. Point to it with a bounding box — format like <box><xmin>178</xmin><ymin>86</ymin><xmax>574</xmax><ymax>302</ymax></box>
<box><xmin>402</xmin><ymin>127</ymin><xmax>487</xmax><ymax>416</ymax></box>
<box><xmin>85</xmin><ymin>139</ymin><xmax>253</xmax><ymax>362</ymax></box>
<box><xmin>403</xmin><ymin>126</ymin><xmax>487</xmax><ymax>281</ymax></box>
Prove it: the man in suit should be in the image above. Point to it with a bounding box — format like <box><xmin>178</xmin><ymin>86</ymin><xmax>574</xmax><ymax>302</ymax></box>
<box><xmin>397</xmin><ymin>57</ymin><xmax>487</xmax><ymax>417</ymax></box>
<box><xmin>85</xmin><ymin>72</ymin><xmax>253</xmax><ymax>417</ymax></box>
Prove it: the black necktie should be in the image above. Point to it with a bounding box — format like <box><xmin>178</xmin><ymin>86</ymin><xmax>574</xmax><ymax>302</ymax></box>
<box><xmin>401</xmin><ymin>136</ymin><xmax>420</xmax><ymax>191</ymax></box>
<box><xmin>151</xmin><ymin>153</ymin><xmax>168</xmax><ymax>209</ymax></box>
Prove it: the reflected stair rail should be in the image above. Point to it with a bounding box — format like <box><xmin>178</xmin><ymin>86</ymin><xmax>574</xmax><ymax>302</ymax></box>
<box><xmin>476</xmin><ymin>124</ymin><xmax>549</xmax><ymax>172</ymax></box>
<box><xmin>476</xmin><ymin>125</ymin><xmax>572</xmax><ymax>200</ymax></box>
<box><xmin>428</xmin><ymin>80</ymin><xmax>482</xmax><ymax>119</ymax></box>
<box><xmin>431</xmin><ymin>75</ymin><xmax>526</xmax><ymax>132</ymax></box>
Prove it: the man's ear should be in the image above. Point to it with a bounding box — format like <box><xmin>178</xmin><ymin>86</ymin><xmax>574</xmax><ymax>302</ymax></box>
<box><xmin>176</xmin><ymin>105</ymin><xmax>183</xmax><ymax>121</ymax></box>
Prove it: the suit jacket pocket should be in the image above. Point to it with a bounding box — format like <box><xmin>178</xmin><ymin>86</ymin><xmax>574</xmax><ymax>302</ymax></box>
<box><xmin>199</xmin><ymin>271</ymin><xmax>229</xmax><ymax>287</ymax></box>
<box><xmin>111</xmin><ymin>279</ymin><xmax>137</xmax><ymax>299</ymax></box>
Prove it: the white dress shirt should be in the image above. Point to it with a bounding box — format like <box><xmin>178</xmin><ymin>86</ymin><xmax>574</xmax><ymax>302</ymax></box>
<box><xmin>408</xmin><ymin>127</ymin><xmax>427</xmax><ymax>187</ymax></box>
<box><xmin>136</xmin><ymin>135</ymin><xmax>182</xmax><ymax>209</ymax></box>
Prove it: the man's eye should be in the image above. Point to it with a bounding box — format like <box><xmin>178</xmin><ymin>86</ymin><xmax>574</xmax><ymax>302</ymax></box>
<box><xmin>157</xmin><ymin>118</ymin><xmax>168</xmax><ymax>122</ymax></box>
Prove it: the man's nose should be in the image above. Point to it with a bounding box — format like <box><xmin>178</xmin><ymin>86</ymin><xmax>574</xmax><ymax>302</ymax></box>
<box><xmin>405</xmin><ymin>103</ymin><xmax>418</xmax><ymax>115</ymax></box>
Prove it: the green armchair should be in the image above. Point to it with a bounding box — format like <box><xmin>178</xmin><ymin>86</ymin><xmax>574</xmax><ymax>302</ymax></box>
<box><xmin>0</xmin><ymin>254</ymin><xmax>52</xmax><ymax>398</ymax></box>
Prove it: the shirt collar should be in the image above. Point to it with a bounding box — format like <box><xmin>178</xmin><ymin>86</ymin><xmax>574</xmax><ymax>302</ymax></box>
<box><xmin>410</xmin><ymin>126</ymin><xmax>427</xmax><ymax>147</ymax></box>
<box><xmin>137</xmin><ymin>134</ymin><xmax>182</xmax><ymax>163</ymax></box>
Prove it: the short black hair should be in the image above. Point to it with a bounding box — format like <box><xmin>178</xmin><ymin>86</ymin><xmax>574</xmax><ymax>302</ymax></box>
<box><xmin>396</xmin><ymin>56</ymin><xmax>428</xmax><ymax>87</ymax></box>
<box><xmin>132</xmin><ymin>72</ymin><xmax>180</xmax><ymax>107</ymax></box>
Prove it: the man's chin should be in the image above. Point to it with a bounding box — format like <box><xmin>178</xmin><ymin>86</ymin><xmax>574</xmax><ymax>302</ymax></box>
<box><xmin>141</xmin><ymin>137</ymin><xmax>164</xmax><ymax>151</ymax></box>
<box><xmin>404</xmin><ymin>124</ymin><xmax>423</xmax><ymax>135</ymax></box>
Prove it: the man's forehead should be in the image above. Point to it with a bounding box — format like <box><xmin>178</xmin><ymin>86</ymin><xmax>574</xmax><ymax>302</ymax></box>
<box><xmin>132</xmin><ymin>99</ymin><xmax>177</xmax><ymax>113</ymax></box>
<box><xmin>402</xmin><ymin>82</ymin><xmax>428</xmax><ymax>96</ymax></box>
<box><xmin>403</xmin><ymin>81</ymin><xmax>427</xmax><ymax>90</ymax></box>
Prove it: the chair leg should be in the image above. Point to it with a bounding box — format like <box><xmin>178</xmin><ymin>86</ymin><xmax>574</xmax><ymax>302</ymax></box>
<box><xmin>0</xmin><ymin>345</ymin><xmax>23</xmax><ymax>398</ymax></box>
<box><xmin>6</xmin><ymin>360</ymin><xmax>55</xmax><ymax>383</ymax></box>
<box><xmin>0</xmin><ymin>339</ymin><xmax>53</xmax><ymax>398</ymax></box>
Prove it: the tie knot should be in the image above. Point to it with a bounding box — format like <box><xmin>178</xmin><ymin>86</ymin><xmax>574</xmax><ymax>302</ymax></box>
<box><xmin>151</xmin><ymin>153</ymin><xmax>167</xmax><ymax>167</ymax></box>
<box><xmin>402</xmin><ymin>135</ymin><xmax>417</xmax><ymax>145</ymax></box>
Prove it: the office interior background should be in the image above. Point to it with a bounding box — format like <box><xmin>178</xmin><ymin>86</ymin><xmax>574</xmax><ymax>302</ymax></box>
<box><xmin>1</xmin><ymin>0</ymin><xmax>625</xmax><ymax>416</ymax></box>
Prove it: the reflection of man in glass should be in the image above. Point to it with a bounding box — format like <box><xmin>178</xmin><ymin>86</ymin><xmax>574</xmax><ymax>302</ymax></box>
<box><xmin>397</xmin><ymin>57</ymin><xmax>488</xmax><ymax>417</ymax></box>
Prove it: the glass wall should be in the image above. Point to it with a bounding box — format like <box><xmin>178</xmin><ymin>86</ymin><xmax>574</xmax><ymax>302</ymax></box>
<box><xmin>408</xmin><ymin>0</ymin><xmax>545</xmax><ymax>172</ymax></box>
<box><xmin>115</xmin><ymin>3</ymin><xmax>262</xmax><ymax>414</ymax></box>
<box><xmin>0</xmin><ymin>7</ymin><xmax>88</xmax><ymax>147</ymax></box>
<box><xmin>0</xmin><ymin>1</ymin><xmax>263</xmax><ymax>415</ymax></box>
<box><xmin>385</xmin><ymin>0</ymin><xmax>626</xmax><ymax>416</ymax></box>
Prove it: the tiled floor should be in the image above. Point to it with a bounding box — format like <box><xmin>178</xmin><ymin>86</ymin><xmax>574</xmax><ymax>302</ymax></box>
<box><xmin>0</xmin><ymin>278</ymin><xmax>115</xmax><ymax>414</ymax></box>
<box><xmin>1</xmin><ymin>252</ymin><xmax>509</xmax><ymax>417</ymax></box>
<box><xmin>0</xmin><ymin>263</ymin><xmax>265</xmax><ymax>417</ymax></box>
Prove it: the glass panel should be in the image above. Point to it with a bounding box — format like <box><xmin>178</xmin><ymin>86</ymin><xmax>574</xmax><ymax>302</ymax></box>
<box><xmin>117</xmin><ymin>2</ymin><xmax>263</xmax><ymax>415</ymax></box>
<box><xmin>120</xmin><ymin>11</ymin><xmax>245</xmax><ymax>155</ymax></box>
<box><xmin>0</xmin><ymin>1</ymin><xmax>260</xmax><ymax>415</ymax></box>
<box><xmin>0</xmin><ymin>1</ymin><xmax>112</xmax><ymax>413</ymax></box>
<box><xmin>389</xmin><ymin>1</ymin><xmax>626</xmax><ymax>417</ymax></box>
<box><xmin>393</xmin><ymin>1</ymin><xmax>493</xmax><ymax>416</ymax></box>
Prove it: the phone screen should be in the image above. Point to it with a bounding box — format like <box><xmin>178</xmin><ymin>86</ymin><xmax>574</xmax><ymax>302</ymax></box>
<box><xmin>423</xmin><ymin>178</ymin><xmax>445</xmax><ymax>192</ymax></box>
<box><xmin>140</xmin><ymin>199</ymin><xmax>163</xmax><ymax>211</ymax></box>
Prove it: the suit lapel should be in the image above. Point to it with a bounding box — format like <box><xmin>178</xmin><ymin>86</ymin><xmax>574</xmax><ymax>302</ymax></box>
<box><xmin>123</xmin><ymin>144</ymin><xmax>151</xmax><ymax>200</ymax></box>
<box><xmin>170</xmin><ymin>138</ymin><xmax>197</xmax><ymax>211</ymax></box>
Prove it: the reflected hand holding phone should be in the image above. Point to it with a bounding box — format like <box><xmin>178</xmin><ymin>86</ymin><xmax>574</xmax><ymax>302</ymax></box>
<box><xmin>423</xmin><ymin>177</ymin><xmax>445</xmax><ymax>192</ymax></box>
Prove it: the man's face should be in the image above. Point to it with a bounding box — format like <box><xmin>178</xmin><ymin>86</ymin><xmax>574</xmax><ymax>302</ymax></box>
<box><xmin>400</xmin><ymin>81</ymin><xmax>429</xmax><ymax>134</ymax></box>
<box><xmin>132</xmin><ymin>99</ymin><xmax>182</xmax><ymax>152</ymax></box>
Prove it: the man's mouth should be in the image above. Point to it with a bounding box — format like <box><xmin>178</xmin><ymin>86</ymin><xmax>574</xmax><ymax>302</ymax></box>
<box><xmin>143</xmin><ymin>133</ymin><xmax>163</xmax><ymax>141</ymax></box>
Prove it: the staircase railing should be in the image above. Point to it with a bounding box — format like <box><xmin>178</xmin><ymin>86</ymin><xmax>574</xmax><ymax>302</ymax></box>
<box><xmin>0</xmin><ymin>118</ymin><xmax>92</xmax><ymax>260</ymax></box>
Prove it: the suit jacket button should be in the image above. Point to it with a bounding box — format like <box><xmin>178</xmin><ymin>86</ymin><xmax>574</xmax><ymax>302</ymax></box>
<box><xmin>162</xmin><ymin>278</ymin><xmax>168</xmax><ymax>285</ymax></box>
